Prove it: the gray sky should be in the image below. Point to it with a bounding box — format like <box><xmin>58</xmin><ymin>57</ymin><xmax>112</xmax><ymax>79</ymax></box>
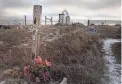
<box><xmin>0</xmin><ymin>0</ymin><xmax>121</xmax><ymax>24</ymax></box>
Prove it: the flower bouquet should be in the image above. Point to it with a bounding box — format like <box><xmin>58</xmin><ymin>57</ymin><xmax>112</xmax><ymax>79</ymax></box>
<box><xmin>24</xmin><ymin>56</ymin><xmax>51</xmax><ymax>83</ymax></box>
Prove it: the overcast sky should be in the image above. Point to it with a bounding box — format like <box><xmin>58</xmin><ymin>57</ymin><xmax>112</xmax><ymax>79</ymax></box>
<box><xmin>0</xmin><ymin>0</ymin><xmax>121</xmax><ymax>24</ymax></box>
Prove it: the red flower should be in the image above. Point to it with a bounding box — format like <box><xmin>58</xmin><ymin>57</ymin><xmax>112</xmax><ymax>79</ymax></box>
<box><xmin>41</xmin><ymin>60</ymin><xmax>51</xmax><ymax>67</ymax></box>
<box><xmin>37</xmin><ymin>56</ymin><xmax>42</xmax><ymax>63</ymax></box>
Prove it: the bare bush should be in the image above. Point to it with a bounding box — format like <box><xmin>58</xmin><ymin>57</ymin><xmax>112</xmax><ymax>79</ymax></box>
<box><xmin>40</xmin><ymin>28</ymin><xmax>104</xmax><ymax>84</ymax></box>
<box><xmin>0</xmin><ymin>27</ymin><xmax>104</xmax><ymax>84</ymax></box>
<box><xmin>0</xmin><ymin>29</ymin><xmax>31</xmax><ymax>69</ymax></box>
<box><xmin>96</xmin><ymin>25</ymin><xmax>120</xmax><ymax>38</ymax></box>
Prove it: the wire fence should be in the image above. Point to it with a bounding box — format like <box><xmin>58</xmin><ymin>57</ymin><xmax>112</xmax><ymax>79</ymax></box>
<box><xmin>0</xmin><ymin>19</ymin><xmax>121</xmax><ymax>26</ymax></box>
<box><xmin>0</xmin><ymin>20</ymin><xmax>58</xmax><ymax>25</ymax></box>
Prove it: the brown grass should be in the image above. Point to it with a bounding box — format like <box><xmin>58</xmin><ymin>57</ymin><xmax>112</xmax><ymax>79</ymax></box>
<box><xmin>40</xmin><ymin>27</ymin><xmax>104</xmax><ymax>84</ymax></box>
<box><xmin>0</xmin><ymin>29</ymin><xmax>31</xmax><ymax>69</ymax></box>
<box><xmin>0</xmin><ymin>27</ymin><xmax>104</xmax><ymax>84</ymax></box>
<box><xmin>112</xmin><ymin>42</ymin><xmax>121</xmax><ymax>64</ymax></box>
<box><xmin>95</xmin><ymin>25</ymin><xmax>121</xmax><ymax>39</ymax></box>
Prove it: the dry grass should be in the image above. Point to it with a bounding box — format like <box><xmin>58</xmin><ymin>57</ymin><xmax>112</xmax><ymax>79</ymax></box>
<box><xmin>112</xmin><ymin>42</ymin><xmax>121</xmax><ymax>64</ymax></box>
<box><xmin>40</xmin><ymin>27</ymin><xmax>104</xmax><ymax>84</ymax></box>
<box><xmin>0</xmin><ymin>29</ymin><xmax>31</xmax><ymax>70</ymax></box>
<box><xmin>0</xmin><ymin>27</ymin><xmax>104</xmax><ymax>84</ymax></box>
<box><xmin>95</xmin><ymin>25</ymin><xmax>121</xmax><ymax>39</ymax></box>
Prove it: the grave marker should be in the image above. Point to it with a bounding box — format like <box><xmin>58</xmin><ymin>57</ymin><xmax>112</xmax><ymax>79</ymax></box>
<box><xmin>32</xmin><ymin>5</ymin><xmax>42</xmax><ymax>58</ymax></box>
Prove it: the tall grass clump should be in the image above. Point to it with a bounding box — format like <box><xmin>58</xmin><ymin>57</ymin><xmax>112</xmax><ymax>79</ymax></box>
<box><xmin>0</xmin><ymin>29</ymin><xmax>31</xmax><ymax>69</ymax></box>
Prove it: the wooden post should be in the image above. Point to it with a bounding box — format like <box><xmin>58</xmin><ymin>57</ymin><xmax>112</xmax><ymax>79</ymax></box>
<box><xmin>51</xmin><ymin>17</ymin><xmax>53</xmax><ymax>26</ymax></box>
<box><xmin>32</xmin><ymin>5</ymin><xmax>42</xmax><ymax>59</ymax></box>
<box><xmin>25</xmin><ymin>15</ymin><xmax>26</xmax><ymax>25</ymax></box>
<box><xmin>88</xmin><ymin>19</ymin><xmax>90</xmax><ymax>26</ymax></box>
<box><xmin>45</xmin><ymin>16</ymin><xmax>47</xmax><ymax>25</ymax></box>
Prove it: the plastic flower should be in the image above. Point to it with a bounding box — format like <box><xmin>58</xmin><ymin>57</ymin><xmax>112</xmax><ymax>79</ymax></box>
<box><xmin>37</xmin><ymin>56</ymin><xmax>42</xmax><ymax>64</ymax></box>
<box><xmin>45</xmin><ymin>60</ymin><xmax>51</xmax><ymax>67</ymax></box>
<box><xmin>24</xmin><ymin>65</ymin><xmax>29</xmax><ymax>76</ymax></box>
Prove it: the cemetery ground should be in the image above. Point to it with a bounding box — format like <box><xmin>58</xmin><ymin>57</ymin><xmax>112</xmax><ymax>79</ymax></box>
<box><xmin>0</xmin><ymin>24</ymin><xmax>121</xmax><ymax>84</ymax></box>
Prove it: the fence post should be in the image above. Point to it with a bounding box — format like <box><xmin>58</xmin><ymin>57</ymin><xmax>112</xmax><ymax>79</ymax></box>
<box><xmin>25</xmin><ymin>15</ymin><xmax>26</xmax><ymax>26</ymax></box>
<box><xmin>51</xmin><ymin>17</ymin><xmax>53</xmax><ymax>26</ymax></box>
<box><xmin>45</xmin><ymin>16</ymin><xmax>47</xmax><ymax>26</ymax></box>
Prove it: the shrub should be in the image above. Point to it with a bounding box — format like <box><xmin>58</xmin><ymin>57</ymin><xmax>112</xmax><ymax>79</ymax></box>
<box><xmin>0</xmin><ymin>29</ymin><xmax>31</xmax><ymax>69</ymax></box>
<box><xmin>40</xmin><ymin>27</ymin><xmax>104</xmax><ymax>84</ymax></box>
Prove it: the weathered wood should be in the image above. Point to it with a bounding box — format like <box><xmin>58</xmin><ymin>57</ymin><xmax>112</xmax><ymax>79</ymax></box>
<box><xmin>32</xmin><ymin>5</ymin><xmax>42</xmax><ymax>58</ymax></box>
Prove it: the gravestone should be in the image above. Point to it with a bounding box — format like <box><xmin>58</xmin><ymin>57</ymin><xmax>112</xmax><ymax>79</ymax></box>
<box><xmin>87</xmin><ymin>26</ymin><xmax>97</xmax><ymax>35</ymax></box>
